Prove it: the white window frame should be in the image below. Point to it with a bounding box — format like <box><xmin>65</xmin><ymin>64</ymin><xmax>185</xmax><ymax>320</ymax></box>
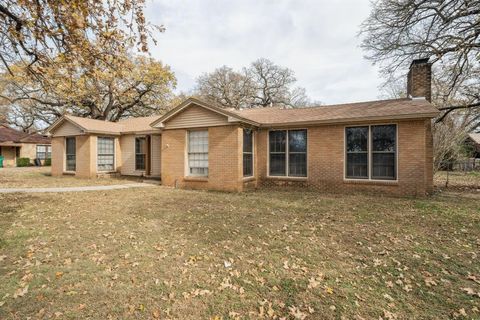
<box><xmin>96</xmin><ymin>136</ymin><xmax>116</xmax><ymax>172</ymax></box>
<box><xmin>186</xmin><ymin>130</ymin><xmax>209</xmax><ymax>177</ymax></box>
<box><xmin>65</xmin><ymin>137</ymin><xmax>76</xmax><ymax>173</ymax></box>
<box><xmin>267</xmin><ymin>128</ymin><xmax>308</xmax><ymax>179</ymax></box>
<box><xmin>344</xmin><ymin>124</ymin><xmax>398</xmax><ymax>182</ymax></box>
<box><xmin>135</xmin><ymin>136</ymin><xmax>147</xmax><ymax>172</ymax></box>
<box><xmin>36</xmin><ymin>145</ymin><xmax>51</xmax><ymax>160</ymax></box>
<box><xmin>243</xmin><ymin>129</ymin><xmax>254</xmax><ymax>178</ymax></box>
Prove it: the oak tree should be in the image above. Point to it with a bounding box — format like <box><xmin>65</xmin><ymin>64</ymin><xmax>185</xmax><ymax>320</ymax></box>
<box><xmin>360</xmin><ymin>0</ymin><xmax>480</xmax><ymax>125</ymax></box>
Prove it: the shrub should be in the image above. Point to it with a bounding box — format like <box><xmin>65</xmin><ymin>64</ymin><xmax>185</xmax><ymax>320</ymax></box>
<box><xmin>44</xmin><ymin>158</ymin><xmax>51</xmax><ymax>166</ymax></box>
<box><xmin>16</xmin><ymin>157</ymin><xmax>30</xmax><ymax>167</ymax></box>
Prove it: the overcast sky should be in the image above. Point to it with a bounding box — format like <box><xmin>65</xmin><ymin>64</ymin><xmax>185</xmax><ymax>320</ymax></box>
<box><xmin>145</xmin><ymin>0</ymin><xmax>384</xmax><ymax>105</ymax></box>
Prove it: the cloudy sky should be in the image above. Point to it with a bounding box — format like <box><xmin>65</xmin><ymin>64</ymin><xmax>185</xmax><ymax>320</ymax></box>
<box><xmin>145</xmin><ymin>0</ymin><xmax>384</xmax><ymax>105</ymax></box>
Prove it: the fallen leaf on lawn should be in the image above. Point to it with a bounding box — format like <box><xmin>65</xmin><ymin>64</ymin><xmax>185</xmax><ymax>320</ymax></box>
<box><xmin>152</xmin><ymin>309</ymin><xmax>161</xmax><ymax>318</ymax></box>
<box><xmin>424</xmin><ymin>277</ymin><xmax>437</xmax><ymax>287</ymax></box>
<box><xmin>383</xmin><ymin>309</ymin><xmax>397</xmax><ymax>319</ymax></box>
<box><xmin>467</xmin><ymin>274</ymin><xmax>480</xmax><ymax>284</ymax></box>
<box><xmin>383</xmin><ymin>293</ymin><xmax>394</xmax><ymax>302</ymax></box>
<box><xmin>461</xmin><ymin>287</ymin><xmax>480</xmax><ymax>297</ymax></box>
<box><xmin>288</xmin><ymin>306</ymin><xmax>307</xmax><ymax>320</ymax></box>
<box><xmin>325</xmin><ymin>287</ymin><xmax>333</xmax><ymax>294</ymax></box>
<box><xmin>403</xmin><ymin>285</ymin><xmax>412</xmax><ymax>292</ymax></box>
<box><xmin>267</xmin><ymin>303</ymin><xmax>275</xmax><ymax>317</ymax></box>
<box><xmin>0</xmin><ymin>255</ymin><xmax>6</xmax><ymax>261</ymax></box>
<box><xmin>308</xmin><ymin>277</ymin><xmax>321</xmax><ymax>289</ymax></box>
<box><xmin>55</xmin><ymin>271</ymin><xmax>63</xmax><ymax>279</ymax></box>
<box><xmin>13</xmin><ymin>285</ymin><xmax>29</xmax><ymax>298</ymax></box>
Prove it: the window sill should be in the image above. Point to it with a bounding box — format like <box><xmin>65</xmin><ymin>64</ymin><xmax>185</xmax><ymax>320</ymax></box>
<box><xmin>243</xmin><ymin>176</ymin><xmax>256</xmax><ymax>182</ymax></box>
<box><xmin>63</xmin><ymin>171</ymin><xmax>75</xmax><ymax>175</ymax></box>
<box><xmin>343</xmin><ymin>179</ymin><xmax>398</xmax><ymax>186</ymax></box>
<box><xmin>266</xmin><ymin>176</ymin><xmax>308</xmax><ymax>181</ymax></box>
<box><xmin>184</xmin><ymin>176</ymin><xmax>208</xmax><ymax>182</ymax></box>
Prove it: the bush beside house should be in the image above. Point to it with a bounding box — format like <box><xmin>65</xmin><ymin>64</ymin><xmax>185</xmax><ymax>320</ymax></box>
<box><xmin>16</xmin><ymin>157</ymin><xmax>31</xmax><ymax>167</ymax></box>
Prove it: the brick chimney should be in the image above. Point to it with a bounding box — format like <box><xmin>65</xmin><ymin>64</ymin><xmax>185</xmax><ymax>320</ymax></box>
<box><xmin>407</xmin><ymin>58</ymin><xmax>432</xmax><ymax>102</ymax></box>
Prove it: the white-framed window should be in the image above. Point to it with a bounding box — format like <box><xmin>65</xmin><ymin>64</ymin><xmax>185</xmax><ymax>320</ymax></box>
<box><xmin>243</xmin><ymin>129</ymin><xmax>253</xmax><ymax>177</ymax></box>
<box><xmin>345</xmin><ymin>124</ymin><xmax>397</xmax><ymax>180</ymax></box>
<box><xmin>269</xmin><ymin>129</ymin><xmax>307</xmax><ymax>177</ymax></box>
<box><xmin>36</xmin><ymin>145</ymin><xmax>51</xmax><ymax>159</ymax></box>
<box><xmin>65</xmin><ymin>137</ymin><xmax>76</xmax><ymax>171</ymax></box>
<box><xmin>97</xmin><ymin>137</ymin><xmax>115</xmax><ymax>171</ymax></box>
<box><xmin>135</xmin><ymin>137</ymin><xmax>146</xmax><ymax>171</ymax></box>
<box><xmin>187</xmin><ymin>130</ymin><xmax>208</xmax><ymax>176</ymax></box>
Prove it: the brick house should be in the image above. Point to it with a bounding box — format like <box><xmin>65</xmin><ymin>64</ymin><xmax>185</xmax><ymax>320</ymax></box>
<box><xmin>48</xmin><ymin>59</ymin><xmax>439</xmax><ymax>196</ymax></box>
<box><xmin>0</xmin><ymin>124</ymin><xmax>51</xmax><ymax>167</ymax></box>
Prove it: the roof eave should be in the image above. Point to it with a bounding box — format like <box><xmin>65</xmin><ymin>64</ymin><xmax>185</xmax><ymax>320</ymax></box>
<box><xmin>258</xmin><ymin>112</ymin><xmax>440</xmax><ymax>128</ymax></box>
<box><xmin>150</xmin><ymin>97</ymin><xmax>261</xmax><ymax>128</ymax></box>
<box><xmin>47</xmin><ymin>116</ymin><xmax>88</xmax><ymax>135</ymax></box>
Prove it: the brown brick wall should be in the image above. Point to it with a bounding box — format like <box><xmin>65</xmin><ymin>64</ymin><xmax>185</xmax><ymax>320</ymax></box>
<box><xmin>51</xmin><ymin>137</ymin><xmax>64</xmax><ymax>176</ymax></box>
<box><xmin>74</xmin><ymin>135</ymin><xmax>96</xmax><ymax>178</ymax></box>
<box><xmin>161</xmin><ymin>125</ymin><xmax>243</xmax><ymax>192</ymax></box>
<box><xmin>253</xmin><ymin>120</ymin><xmax>433</xmax><ymax>196</ymax></box>
<box><xmin>424</xmin><ymin>120</ymin><xmax>434</xmax><ymax>193</ymax></box>
<box><xmin>407</xmin><ymin>62</ymin><xmax>432</xmax><ymax>102</ymax></box>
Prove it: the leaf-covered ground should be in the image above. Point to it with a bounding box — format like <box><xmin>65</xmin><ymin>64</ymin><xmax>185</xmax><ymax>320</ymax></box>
<box><xmin>0</xmin><ymin>175</ymin><xmax>479</xmax><ymax>319</ymax></box>
<box><xmin>0</xmin><ymin>167</ymin><xmax>139</xmax><ymax>188</ymax></box>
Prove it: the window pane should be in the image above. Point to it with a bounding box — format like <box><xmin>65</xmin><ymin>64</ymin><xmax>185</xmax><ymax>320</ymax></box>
<box><xmin>135</xmin><ymin>154</ymin><xmax>145</xmax><ymax>170</ymax></box>
<box><xmin>188</xmin><ymin>130</ymin><xmax>209</xmax><ymax>176</ymax></box>
<box><xmin>135</xmin><ymin>138</ymin><xmax>146</xmax><ymax>154</ymax></box>
<box><xmin>243</xmin><ymin>154</ymin><xmax>253</xmax><ymax>176</ymax></box>
<box><xmin>269</xmin><ymin>131</ymin><xmax>286</xmax><ymax>153</ymax></box>
<box><xmin>346</xmin><ymin>127</ymin><xmax>368</xmax><ymax>152</ymax></box>
<box><xmin>346</xmin><ymin>153</ymin><xmax>368</xmax><ymax>178</ymax></box>
<box><xmin>289</xmin><ymin>153</ymin><xmax>306</xmax><ymax>177</ymax></box>
<box><xmin>372</xmin><ymin>153</ymin><xmax>396</xmax><ymax>179</ymax></box>
<box><xmin>372</xmin><ymin>125</ymin><xmax>396</xmax><ymax>152</ymax></box>
<box><xmin>98</xmin><ymin>155</ymin><xmax>114</xmax><ymax>171</ymax></box>
<box><xmin>66</xmin><ymin>137</ymin><xmax>76</xmax><ymax>155</ymax></box>
<box><xmin>288</xmin><ymin>130</ymin><xmax>307</xmax><ymax>152</ymax></box>
<box><xmin>269</xmin><ymin>153</ymin><xmax>286</xmax><ymax>176</ymax></box>
<box><xmin>97</xmin><ymin>138</ymin><xmax>114</xmax><ymax>171</ymax></box>
<box><xmin>243</xmin><ymin>129</ymin><xmax>253</xmax><ymax>153</ymax></box>
<box><xmin>66</xmin><ymin>137</ymin><xmax>76</xmax><ymax>171</ymax></box>
<box><xmin>135</xmin><ymin>137</ymin><xmax>146</xmax><ymax>171</ymax></box>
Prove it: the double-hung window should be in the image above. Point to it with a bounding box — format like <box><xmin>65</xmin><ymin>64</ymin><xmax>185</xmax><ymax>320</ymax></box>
<box><xmin>345</xmin><ymin>124</ymin><xmax>396</xmax><ymax>180</ymax></box>
<box><xmin>97</xmin><ymin>137</ymin><xmax>115</xmax><ymax>171</ymax></box>
<box><xmin>243</xmin><ymin>129</ymin><xmax>253</xmax><ymax>177</ymax></box>
<box><xmin>135</xmin><ymin>137</ymin><xmax>146</xmax><ymax>171</ymax></box>
<box><xmin>188</xmin><ymin>130</ymin><xmax>209</xmax><ymax>176</ymax></box>
<box><xmin>36</xmin><ymin>145</ymin><xmax>51</xmax><ymax>159</ymax></box>
<box><xmin>65</xmin><ymin>137</ymin><xmax>76</xmax><ymax>171</ymax></box>
<box><xmin>269</xmin><ymin>129</ymin><xmax>307</xmax><ymax>177</ymax></box>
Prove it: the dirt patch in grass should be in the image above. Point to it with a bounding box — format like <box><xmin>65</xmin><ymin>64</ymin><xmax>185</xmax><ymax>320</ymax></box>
<box><xmin>0</xmin><ymin>182</ymin><xmax>479</xmax><ymax>319</ymax></box>
<box><xmin>0</xmin><ymin>167</ymin><xmax>141</xmax><ymax>188</ymax></box>
<box><xmin>435</xmin><ymin>171</ymin><xmax>480</xmax><ymax>191</ymax></box>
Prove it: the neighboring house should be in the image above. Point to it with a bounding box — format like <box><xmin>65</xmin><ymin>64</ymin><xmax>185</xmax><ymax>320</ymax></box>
<box><xmin>0</xmin><ymin>124</ymin><xmax>52</xmax><ymax>167</ymax></box>
<box><xmin>466</xmin><ymin>133</ymin><xmax>480</xmax><ymax>158</ymax></box>
<box><xmin>47</xmin><ymin>59</ymin><xmax>439</xmax><ymax>196</ymax></box>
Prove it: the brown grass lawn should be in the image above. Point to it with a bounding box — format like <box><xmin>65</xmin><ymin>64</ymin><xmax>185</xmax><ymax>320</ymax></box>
<box><xmin>0</xmin><ymin>167</ymin><xmax>140</xmax><ymax>188</ymax></box>
<box><xmin>0</xmin><ymin>174</ymin><xmax>479</xmax><ymax>319</ymax></box>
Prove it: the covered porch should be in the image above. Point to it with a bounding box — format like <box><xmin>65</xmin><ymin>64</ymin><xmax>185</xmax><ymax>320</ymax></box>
<box><xmin>0</xmin><ymin>142</ymin><xmax>21</xmax><ymax>167</ymax></box>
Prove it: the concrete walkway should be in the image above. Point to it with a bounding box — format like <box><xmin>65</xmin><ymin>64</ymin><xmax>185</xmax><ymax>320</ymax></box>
<box><xmin>0</xmin><ymin>183</ymin><xmax>155</xmax><ymax>194</ymax></box>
